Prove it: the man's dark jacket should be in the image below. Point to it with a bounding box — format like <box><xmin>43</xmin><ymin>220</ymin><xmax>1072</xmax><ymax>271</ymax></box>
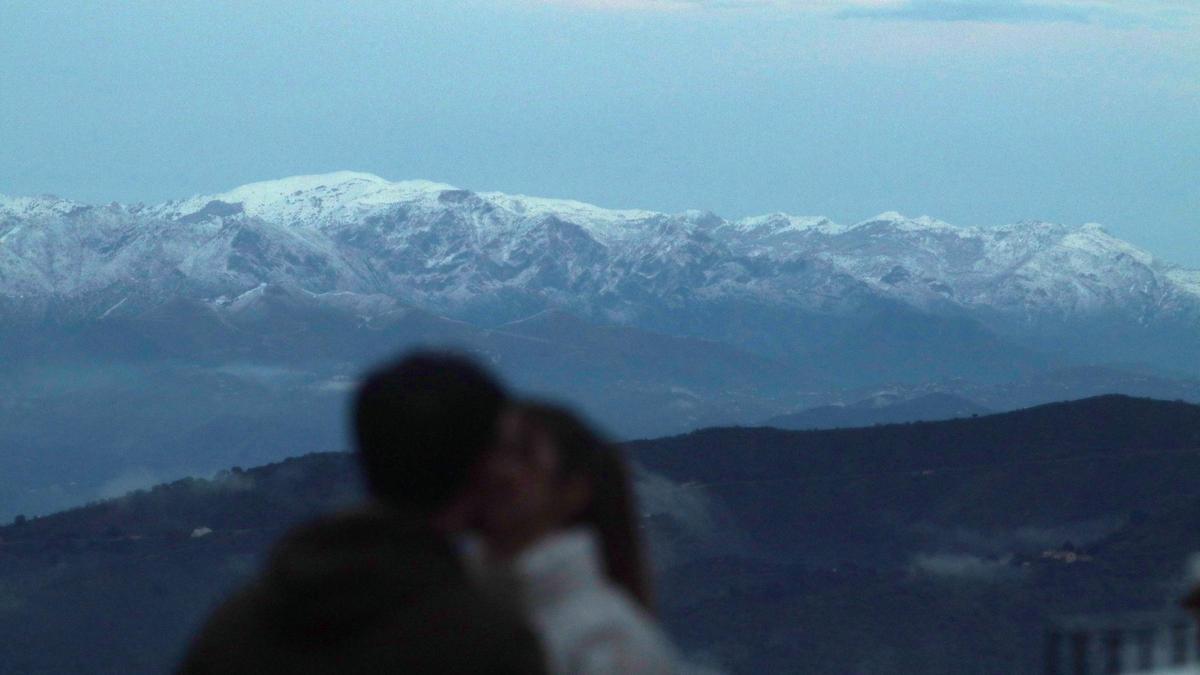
<box><xmin>179</xmin><ymin>506</ymin><xmax>545</xmax><ymax>674</ymax></box>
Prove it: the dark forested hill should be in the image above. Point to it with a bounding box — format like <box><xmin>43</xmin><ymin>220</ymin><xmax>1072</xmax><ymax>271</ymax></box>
<box><xmin>1</xmin><ymin>396</ymin><xmax>1199</xmax><ymax>673</ymax></box>
<box><xmin>631</xmin><ymin>395</ymin><xmax>1200</xmax><ymax>558</ymax></box>
<box><xmin>638</xmin><ymin>395</ymin><xmax>1200</xmax><ymax>482</ymax></box>
<box><xmin>0</xmin><ymin>454</ymin><xmax>362</xmax><ymax>674</ymax></box>
<box><xmin>633</xmin><ymin>396</ymin><xmax>1200</xmax><ymax>672</ymax></box>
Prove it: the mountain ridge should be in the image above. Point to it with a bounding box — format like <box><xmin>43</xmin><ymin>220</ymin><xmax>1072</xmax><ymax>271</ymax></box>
<box><xmin>4</xmin><ymin>171</ymin><xmax>1197</xmax><ymax>378</ymax></box>
<box><xmin>3</xmin><ymin>171</ymin><xmax>1195</xmax><ymax>316</ymax></box>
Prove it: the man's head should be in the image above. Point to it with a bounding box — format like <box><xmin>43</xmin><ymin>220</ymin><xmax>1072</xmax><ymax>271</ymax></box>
<box><xmin>353</xmin><ymin>351</ymin><xmax>508</xmax><ymax>522</ymax></box>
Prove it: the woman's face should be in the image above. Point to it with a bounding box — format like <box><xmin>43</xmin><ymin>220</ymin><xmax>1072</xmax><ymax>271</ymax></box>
<box><xmin>478</xmin><ymin>408</ymin><xmax>588</xmax><ymax>557</ymax></box>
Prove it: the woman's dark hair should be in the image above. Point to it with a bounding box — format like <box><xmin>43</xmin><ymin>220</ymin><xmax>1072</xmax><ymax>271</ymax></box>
<box><xmin>515</xmin><ymin>402</ymin><xmax>655</xmax><ymax>613</ymax></box>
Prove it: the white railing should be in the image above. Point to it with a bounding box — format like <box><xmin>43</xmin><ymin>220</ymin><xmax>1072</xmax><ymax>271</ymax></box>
<box><xmin>1045</xmin><ymin>613</ymin><xmax>1199</xmax><ymax>675</ymax></box>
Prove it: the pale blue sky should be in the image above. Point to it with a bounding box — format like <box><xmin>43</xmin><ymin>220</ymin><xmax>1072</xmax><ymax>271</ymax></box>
<box><xmin>1</xmin><ymin>1</ymin><xmax>1197</xmax><ymax>263</ymax></box>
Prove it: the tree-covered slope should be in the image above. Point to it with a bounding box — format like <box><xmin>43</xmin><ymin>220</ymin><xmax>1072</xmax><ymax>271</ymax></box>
<box><xmin>2</xmin><ymin>396</ymin><xmax>1199</xmax><ymax>673</ymax></box>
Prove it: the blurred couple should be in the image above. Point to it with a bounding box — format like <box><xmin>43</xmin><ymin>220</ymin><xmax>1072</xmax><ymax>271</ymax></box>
<box><xmin>181</xmin><ymin>351</ymin><xmax>693</xmax><ymax>674</ymax></box>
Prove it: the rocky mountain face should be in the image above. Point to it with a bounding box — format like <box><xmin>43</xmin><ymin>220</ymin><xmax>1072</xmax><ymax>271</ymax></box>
<box><xmin>3</xmin><ymin>172</ymin><xmax>1199</xmax><ymax>518</ymax></box>
<box><xmin>2</xmin><ymin>171</ymin><xmax>1197</xmax><ymax>376</ymax></box>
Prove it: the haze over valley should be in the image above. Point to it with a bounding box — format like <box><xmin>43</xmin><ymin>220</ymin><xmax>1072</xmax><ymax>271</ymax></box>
<box><xmin>3</xmin><ymin>172</ymin><xmax>1200</xmax><ymax>519</ymax></box>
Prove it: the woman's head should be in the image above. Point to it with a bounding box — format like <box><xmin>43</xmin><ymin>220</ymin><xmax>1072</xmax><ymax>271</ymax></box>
<box><xmin>479</xmin><ymin>401</ymin><xmax>654</xmax><ymax>611</ymax></box>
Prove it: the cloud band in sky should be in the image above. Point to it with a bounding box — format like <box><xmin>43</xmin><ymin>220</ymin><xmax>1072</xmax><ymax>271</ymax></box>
<box><xmin>838</xmin><ymin>0</ymin><xmax>1197</xmax><ymax>26</ymax></box>
<box><xmin>839</xmin><ymin>1</ymin><xmax>1093</xmax><ymax>23</ymax></box>
<box><xmin>537</xmin><ymin>0</ymin><xmax>1197</xmax><ymax>27</ymax></box>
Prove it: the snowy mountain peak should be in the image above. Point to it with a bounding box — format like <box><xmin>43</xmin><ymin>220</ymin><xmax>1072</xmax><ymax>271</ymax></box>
<box><xmin>855</xmin><ymin>212</ymin><xmax>961</xmax><ymax>234</ymax></box>
<box><xmin>147</xmin><ymin>172</ymin><xmax>674</xmax><ymax>246</ymax></box>
<box><xmin>153</xmin><ymin>172</ymin><xmax>458</xmax><ymax>225</ymax></box>
<box><xmin>727</xmin><ymin>213</ymin><xmax>844</xmax><ymax>237</ymax></box>
<box><xmin>476</xmin><ymin>191</ymin><xmax>664</xmax><ymax>244</ymax></box>
<box><xmin>1058</xmin><ymin>220</ymin><xmax>1154</xmax><ymax>266</ymax></box>
<box><xmin>865</xmin><ymin>210</ymin><xmax>909</xmax><ymax>223</ymax></box>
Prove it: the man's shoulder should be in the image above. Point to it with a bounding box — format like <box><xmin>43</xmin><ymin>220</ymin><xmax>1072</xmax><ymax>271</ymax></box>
<box><xmin>181</xmin><ymin>507</ymin><xmax>547</xmax><ymax>673</ymax></box>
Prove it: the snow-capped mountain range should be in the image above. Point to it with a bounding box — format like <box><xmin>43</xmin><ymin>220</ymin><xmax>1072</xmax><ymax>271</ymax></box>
<box><xmin>1</xmin><ymin>171</ymin><xmax>1197</xmax><ymax>375</ymax></box>
<box><xmin>5</xmin><ymin>172</ymin><xmax>1200</xmax><ymax>518</ymax></box>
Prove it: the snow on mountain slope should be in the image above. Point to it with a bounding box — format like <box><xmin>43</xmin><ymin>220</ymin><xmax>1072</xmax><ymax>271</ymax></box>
<box><xmin>476</xmin><ymin>191</ymin><xmax>662</xmax><ymax>245</ymax></box>
<box><xmin>1167</xmin><ymin>268</ymin><xmax>1200</xmax><ymax>296</ymax></box>
<box><xmin>717</xmin><ymin>212</ymin><xmax>1195</xmax><ymax>320</ymax></box>
<box><xmin>151</xmin><ymin>172</ymin><xmax>454</xmax><ymax>227</ymax></box>
<box><xmin>0</xmin><ymin>172</ymin><xmax>1196</xmax><ymax>334</ymax></box>
<box><xmin>0</xmin><ymin>194</ymin><xmax>86</xmax><ymax>223</ymax></box>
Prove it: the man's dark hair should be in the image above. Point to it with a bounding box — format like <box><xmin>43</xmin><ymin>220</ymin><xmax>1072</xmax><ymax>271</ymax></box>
<box><xmin>1185</xmin><ymin>585</ymin><xmax>1200</xmax><ymax>612</ymax></box>
<box><xmin>353</xmin><ymin>351</ymin><xmax>507</xmax><ymax>513</ymax></box>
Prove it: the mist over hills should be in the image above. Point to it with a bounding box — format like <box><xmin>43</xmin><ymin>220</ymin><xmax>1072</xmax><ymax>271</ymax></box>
<box><xmin>764</xmin><ymin>392</ymin><xmax>991</xmax><ymax>430</ymax></box>
<box><xmin>3</xmin><ymin>172</ymin><xmax>1200</xmax><ymax>518</ymax></box>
